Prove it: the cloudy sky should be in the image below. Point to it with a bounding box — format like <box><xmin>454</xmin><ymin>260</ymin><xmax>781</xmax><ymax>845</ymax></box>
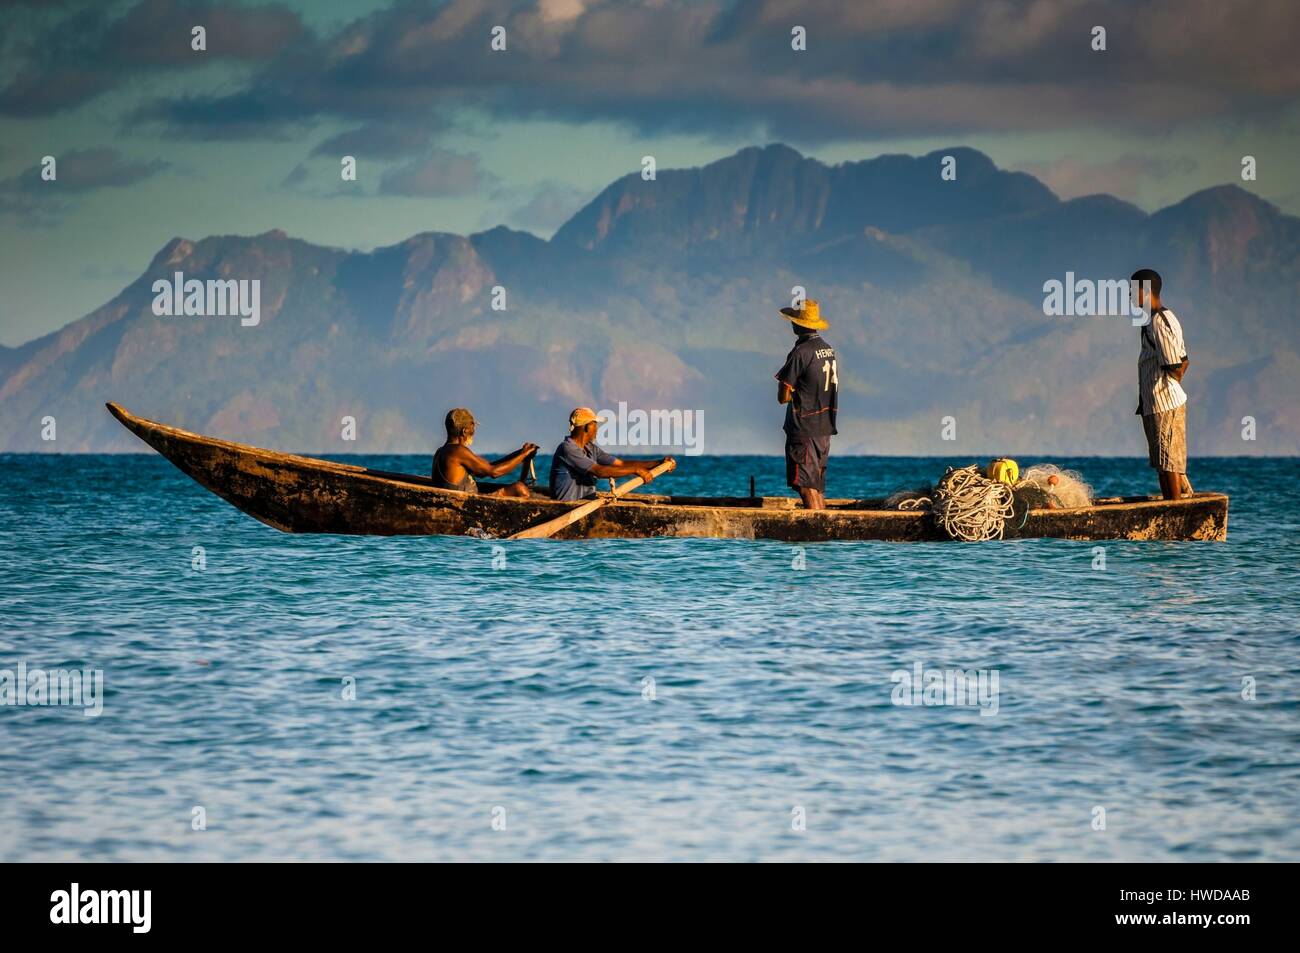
<box><xmin>2</xmin><ymin>0</ymin><xmax>1298</xmax><ymax>345</ymax></box>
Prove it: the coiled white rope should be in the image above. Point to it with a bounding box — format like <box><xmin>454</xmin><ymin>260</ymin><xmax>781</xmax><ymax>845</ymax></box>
<box><xmin>931</xmin><ymin>465</ymin><xmax>1016</xmax><ymax>541</ymax></box>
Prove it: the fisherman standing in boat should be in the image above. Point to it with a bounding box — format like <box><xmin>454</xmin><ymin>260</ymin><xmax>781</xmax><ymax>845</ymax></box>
<box><xmin>431</xmin><ymin>408</ymin><xmax>538</xmax><ymax>497</ymax></box>
<box><xmin>549</xmin><ymin>407</ymin><xmax>674</xmax><ymax>501</ymax></box>
<box><xmin>775</xmin><ymin>299</ymin><xmax>838</xmax><ymax>510</ymax></box>
<box><xmin>1131</xmin><ymin>269</ymin><xmax>1192</xmax><ymax>501</ymax></box>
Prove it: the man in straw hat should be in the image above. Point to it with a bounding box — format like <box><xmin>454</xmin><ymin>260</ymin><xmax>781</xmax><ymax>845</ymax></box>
<box><xmin>775</xmin><ymin>299</ymin><xmax>838</xmax><ymax>510</ymax></box>
<box><xmin>431</xmin><ymin>407</ymin><xmax>539</xmax><ymax>497</ymax></box>
<box><xmin>549</xmin><ymin>407</ymin><xmax>674</xmax><ymax>502</ymax></box>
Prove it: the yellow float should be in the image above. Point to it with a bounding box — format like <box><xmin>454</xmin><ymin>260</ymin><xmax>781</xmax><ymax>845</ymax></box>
<box><xmin>986</xmin><ymin>458</ymin><xmax>1019</xmax><ymax>484</ymax></box>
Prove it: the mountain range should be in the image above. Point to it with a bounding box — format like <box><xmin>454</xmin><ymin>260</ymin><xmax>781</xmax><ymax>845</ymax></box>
<box><xmin>3</xmin><ymin>143</ymin><xmax>1297</xmax><ymax>457</ymax></box>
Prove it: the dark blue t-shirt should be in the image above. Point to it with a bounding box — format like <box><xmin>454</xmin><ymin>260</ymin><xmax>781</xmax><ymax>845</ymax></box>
<box><xmin>550</xmin><ymin>437</ymin><xmax>617</xmax><ymax>501</ymax></box>
<box><xmin>775</xmin><ymin>333</ymin><xmax>838</xmax><ymax>437</ymax></box>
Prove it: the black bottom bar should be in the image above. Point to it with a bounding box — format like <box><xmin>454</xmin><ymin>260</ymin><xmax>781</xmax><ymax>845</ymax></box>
<box><xmin>0</xmin><ymin>862</ymin><xmax>1282</xmax><ymax>940</ymax></box>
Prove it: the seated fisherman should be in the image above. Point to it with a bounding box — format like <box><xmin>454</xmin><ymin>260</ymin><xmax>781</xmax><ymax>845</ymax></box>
<box><xmin>550</xmin><ymin>407</ymin><xmax>673</xmax><ymax>501</ymax></box>
<box><xmin>432</xmin><ymin>408</ymin><xmax>538</xmax><ymax>497</ymax></box>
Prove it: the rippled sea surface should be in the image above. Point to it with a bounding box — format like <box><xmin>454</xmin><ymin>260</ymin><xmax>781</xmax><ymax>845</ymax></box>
<box><xmin>1</xmin><ymin>453</ymin><xmax>1297</xmax><ymax>862</ymax></box>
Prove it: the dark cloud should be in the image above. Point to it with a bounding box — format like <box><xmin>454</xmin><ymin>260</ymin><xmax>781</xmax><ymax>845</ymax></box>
<box><xmin>310</xmin><ymin>121</ymin><xmax>441</xmax><ymax>159</ymax></box>
<box><xmin>7</xmin><ymin>0</ymin><xmax>1300</xmax><ymax>140</ymax></box>
<box><xmin>378</xmin><ymin>148</ymin><xmax>491</xmax><ymax>197</ymax></box>
<box><xmin>0</xmin><ymin>147</ymin><xmax>169</xmax><ymax>225</ymax></box>
<box><xmin>282</xmin><ymin>161</ymin><xmax>309</xmax><ymax>187</ymax></box>
<box><xmin>0</xmin><ymin>0</ymin><xmax>303</xmax><ymax>116</ymax></box>
<box><xmin>128</xmin><ymin>87</ymin><xmax>316</xmax><ymax>140</ymax></box>
<box><xmin>6</xmin><ymin>148</ymin><xmax>170</xmax><ymax>193</ymax></box>
<box><xmin>280</xmin><ymin>155</ymin><xmax>374</xmax><ymax>197</ymax></box>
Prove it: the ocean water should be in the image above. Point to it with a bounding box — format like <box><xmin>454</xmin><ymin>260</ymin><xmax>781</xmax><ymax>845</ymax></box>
<box><xmin>1</xmin><ymin>453</ymin><xmax>1297</xmax><ymax>862</ymax></box>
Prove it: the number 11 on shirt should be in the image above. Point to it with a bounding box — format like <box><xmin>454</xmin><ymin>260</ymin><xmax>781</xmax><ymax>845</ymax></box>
<box><xmin>822</xmin><ymin>359</ymin><xmax>838</xmax><ymax>391</ymax></box>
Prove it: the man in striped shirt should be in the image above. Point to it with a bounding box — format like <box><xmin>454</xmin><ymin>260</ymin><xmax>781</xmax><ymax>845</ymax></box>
<box><xmin>1132</xmin><ymin>269</ymin><xmax>1192</xmax><ymax>500</ymax></box>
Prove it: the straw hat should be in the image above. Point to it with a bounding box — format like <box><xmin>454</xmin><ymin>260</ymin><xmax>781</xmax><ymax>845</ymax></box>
<box><xmin>779</xmin><ymin>299</ymin><xmax>828</xmax><ymax>330</ymax></box>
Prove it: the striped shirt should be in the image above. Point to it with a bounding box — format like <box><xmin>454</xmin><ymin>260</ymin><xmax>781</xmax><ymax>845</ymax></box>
<box><xmin>1138</xmin><ymin>307</ymin><xmax>1187</xmax><ymax>415</ymax></box>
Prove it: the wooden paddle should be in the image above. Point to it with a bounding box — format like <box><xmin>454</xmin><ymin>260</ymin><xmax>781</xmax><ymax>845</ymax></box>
<box><xmin>508</xmin><ymin>459</ymin><xmax>677</xmax><ymax>540</ymax></box>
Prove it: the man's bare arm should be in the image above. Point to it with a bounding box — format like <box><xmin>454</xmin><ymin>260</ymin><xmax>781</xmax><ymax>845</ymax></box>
<box><xmin>777</xmin><ymin>381</ymin><xmax>793</xmax><ymax>404</ymax></box>
<box><xmin>591</xmin><ymin>457</ymin><xmax>672</xmax><ymax>484</ymax></box>
<box><xmin>455</xmin><ymin>443</ymin><xmax>538</xmax><ymax>479</ymax></box>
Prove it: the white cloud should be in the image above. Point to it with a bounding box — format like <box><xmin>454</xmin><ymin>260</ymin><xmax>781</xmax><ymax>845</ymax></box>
<box><xmin>538</xmin><ymin>0</ymin><xmax>586</xmax><ymax>24</ymax></box>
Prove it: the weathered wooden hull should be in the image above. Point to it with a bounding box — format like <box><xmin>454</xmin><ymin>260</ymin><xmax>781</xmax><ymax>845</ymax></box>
<box><xmin>106</xmin><ymin>403</ymin><xmax>1228</xmax><ymax>541</ymax></box>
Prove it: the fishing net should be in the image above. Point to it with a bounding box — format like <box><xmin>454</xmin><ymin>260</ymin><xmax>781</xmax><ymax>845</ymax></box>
<box><xmin>932</xmin><ymin>465</ymin><xmax>1015</xmax><ymax>541</ymax></box>
<box><xmin>883</xmin><ymin>486</ymin><xmax>933</xmax><ymax>510</ymax></box>
<box><xmin>1013</xmin><ymin>464</ymin><xmax>1094</xmax><ymax>510</ymax></box>
<box><xmin>883</xmin><ymin>462</ymin><xmax>1095</xmax><ymax>543</ymax></box>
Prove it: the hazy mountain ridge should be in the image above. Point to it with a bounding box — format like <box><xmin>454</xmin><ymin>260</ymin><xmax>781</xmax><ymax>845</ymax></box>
<box><xmin>2</xmin><ymin>144</ymin><xmax>1297</xmax><ymax>456</ymax></box>
<box><xmin>553</xmin><ymin>145</ymin><xmax>1058</xmax><ymax>254</ymax></box>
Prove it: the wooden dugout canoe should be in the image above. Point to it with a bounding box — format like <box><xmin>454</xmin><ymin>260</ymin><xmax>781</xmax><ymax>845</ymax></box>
<box><xmin>106</xmin><ymin>402</ymin><xmax>1229</xmax><ymax>542</ymax></box>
